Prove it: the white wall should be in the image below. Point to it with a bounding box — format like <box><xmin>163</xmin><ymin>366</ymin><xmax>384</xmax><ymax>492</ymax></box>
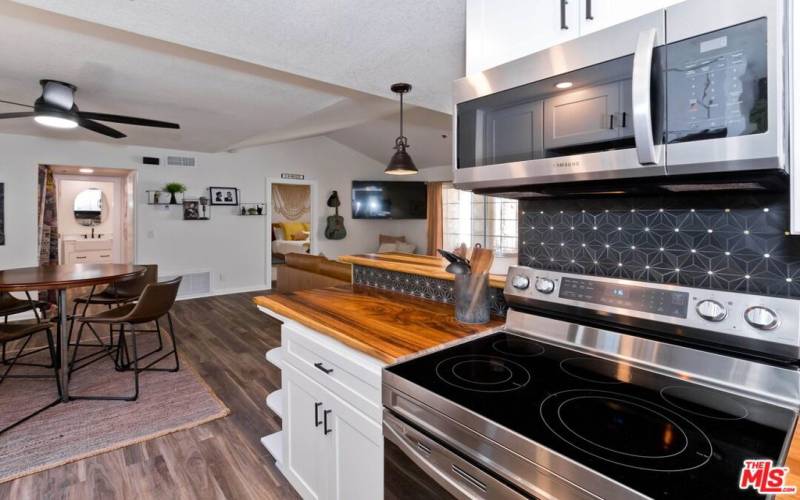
<box><xmin>0</xmin><ymin>133</ymin><xmax>448</xmax><ymax>293</ymax></box>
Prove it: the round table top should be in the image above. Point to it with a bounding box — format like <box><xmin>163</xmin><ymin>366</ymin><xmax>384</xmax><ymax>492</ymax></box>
<box><xmin>0</xmin><ymin>264</ymin><xmax>145</xmax><ymax>292</ymax></box>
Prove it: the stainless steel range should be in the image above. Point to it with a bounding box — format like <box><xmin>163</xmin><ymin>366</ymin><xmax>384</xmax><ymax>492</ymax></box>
<box><xmin>382</xmin><ymin>267</ymin><xmax>800</xmax><ymax>499</ymax></box>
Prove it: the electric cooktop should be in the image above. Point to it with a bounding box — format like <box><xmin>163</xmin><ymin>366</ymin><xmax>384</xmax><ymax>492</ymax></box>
<box><xmin>386</xmin><ymin>331</ymin><xmax>798</xmax><ymax>499</ymax></box>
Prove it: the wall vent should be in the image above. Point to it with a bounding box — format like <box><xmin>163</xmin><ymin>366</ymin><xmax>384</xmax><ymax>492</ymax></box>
<box><xmin>160</xmin><ymin>271</ymin><xmax>211</xmax><ymax>298</ymax></box>
<box><xmin>166</xmin><ymin>155</ymin><xmax>197</xmax><ymax>168</ymax></box>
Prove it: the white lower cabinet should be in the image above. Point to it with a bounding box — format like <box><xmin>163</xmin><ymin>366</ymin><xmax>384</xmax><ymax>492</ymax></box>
<box><xmin>279</xmin><ymin>321</ymin><xmax>384</xmax><ymax>500</ymax></box>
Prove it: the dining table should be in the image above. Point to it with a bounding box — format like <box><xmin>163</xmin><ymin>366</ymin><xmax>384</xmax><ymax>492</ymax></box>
<box><xmin>0</xmin><ymin>263</ymin><xmax>145</xmax><ymax>402</ymax></box>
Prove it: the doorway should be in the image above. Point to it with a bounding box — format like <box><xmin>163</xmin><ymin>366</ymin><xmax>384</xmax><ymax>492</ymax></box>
<box><xmin>265</xmin><ymin>178</ymin><xmax>317</xmax><ymax>288</ymax></box>
<box><xmin>47</xmin><ymin>165</ymin><xmax>136</xmax><ymax>266</ymax></box>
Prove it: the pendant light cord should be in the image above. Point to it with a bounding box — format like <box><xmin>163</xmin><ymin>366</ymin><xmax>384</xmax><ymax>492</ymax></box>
<box><xmin>399</xmin><ymin>92</ymin><xmax>404</xmax><ymax>141</ymax></box>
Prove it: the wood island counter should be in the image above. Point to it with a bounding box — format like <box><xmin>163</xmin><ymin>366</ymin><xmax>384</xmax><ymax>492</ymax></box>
<box><xmin>253</xmin><ymin>284</ymin><xmax>503</xmax><ymax>364</ymax></box>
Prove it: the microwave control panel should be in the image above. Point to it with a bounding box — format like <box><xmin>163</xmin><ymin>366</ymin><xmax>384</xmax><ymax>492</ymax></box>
<box><xmin>666</xmin><ymin>17</ymin><xmax>767</xmax><ymax>144</ymax></box>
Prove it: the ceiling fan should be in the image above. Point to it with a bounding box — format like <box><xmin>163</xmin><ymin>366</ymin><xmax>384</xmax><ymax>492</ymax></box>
<box><xmin>0</xmin><ymin>80</ymin><xmax>180</xmax><ymax>138</ymax></box>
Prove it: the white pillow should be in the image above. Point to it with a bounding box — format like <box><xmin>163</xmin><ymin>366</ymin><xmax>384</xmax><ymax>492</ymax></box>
<box><xmin>274</xmin><ymin>227</ymin><xmax>285</xmax><ymax>240</ymax></box>
<box><xmin>396</xmin><ymin>242</ymin><xmax>416</xmax><ymax>254</ymax></box>
<box><xmin>377</xmin><ymin>243</ymin><xmax>398</xmax><ymax>253</ymax></box>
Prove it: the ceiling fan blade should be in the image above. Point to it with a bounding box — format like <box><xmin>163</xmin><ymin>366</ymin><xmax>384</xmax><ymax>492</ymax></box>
<box><xmin>78</xmin><ymin>118</ymin><xmax>126</xmax><ymax>138</ymax></box>
<box><xmin>79</xmin><ymin>111</ymin><xmax>180</xmax><ymax>129</ymax></box>
<box><xmin>0</xmin><ymin>112</ymin><xmax>36</xmax><ymax>119</ymax></box>
<box><xmin>0</xmin><ymin>99</ymin><xmax>34</xmax><ymax>108</ymax></box>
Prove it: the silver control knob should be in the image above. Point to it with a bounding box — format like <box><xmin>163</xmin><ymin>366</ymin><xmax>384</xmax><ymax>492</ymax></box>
<box><xmin>745</xmin><ymin>306</ymin><xmax>779</xmax><ymax>331</ymax></box>
<box><xmin>534</xmin><ymin>277</ymin><xmax>555</xmax><ymax>294</ymax></box>
<box><xmin>695</xmin><ymin>300</ymin><xmax>726</xmax><ymax>322</ymax></box>
<box><xmin>511</xmin><ymin>275</ymin><xmax>530</xmax><ymax>290</ymax></box>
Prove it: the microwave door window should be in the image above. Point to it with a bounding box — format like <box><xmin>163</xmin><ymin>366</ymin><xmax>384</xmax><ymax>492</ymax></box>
<box><xmin>666</xmin><ymin>18</ymin><xmax>768</xmax><ymax>144</ymax></box>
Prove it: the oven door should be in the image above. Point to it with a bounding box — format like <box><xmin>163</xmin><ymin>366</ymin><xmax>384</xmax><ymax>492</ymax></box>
<box><xmin>663</xmin><ymin>0</ymin><xmax>785</xmax><ymax>176</ymax></box>
<box><xmin>383</xmin><ymin>411</ymin><xmax>528</xmax><ymax>500</ymax></box>
<box><xmin>453</xmin><ymin>10</ymin><xmax>666</xmax><ymax>192</ymax></box>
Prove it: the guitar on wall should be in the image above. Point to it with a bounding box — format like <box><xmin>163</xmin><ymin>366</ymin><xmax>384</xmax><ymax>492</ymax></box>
<box><xmin>324</xmin><ymin>190</ymin><xmax>347</xmax><ymax>240</ymax></box>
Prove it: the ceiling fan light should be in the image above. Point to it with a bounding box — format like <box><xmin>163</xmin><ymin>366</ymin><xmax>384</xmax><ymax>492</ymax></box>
<box><xmin>34</xmin><ymin>114</ymin><xmax>78</xmax><ymax>129</ymax></box>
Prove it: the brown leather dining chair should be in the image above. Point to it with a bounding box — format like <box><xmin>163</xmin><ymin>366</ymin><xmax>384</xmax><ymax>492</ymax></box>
<box><xmin>68</xmin><ymin>265</ymin><xmax>158</xmax><ymax>372</ymax></box>
<box><xmin>70</xmin><ymin>277</ymin><xmax>182</xmax><ymax>401</ymax></box>
<box><xmin>0</xmin><ymin>318</ymin><xmax>60</xmax><ymax>435</ymax></box>
<box><xmin>0</xmin><ymin>292</ymin><xmax>51</xmax><ymax>370</ymax></box>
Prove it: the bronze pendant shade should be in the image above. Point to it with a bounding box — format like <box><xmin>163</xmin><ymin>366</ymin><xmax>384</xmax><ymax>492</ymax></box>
<box><xmin>385</xmin><ymin>83</ymin><xmax>418</xmax><ymax>175</ymax></box>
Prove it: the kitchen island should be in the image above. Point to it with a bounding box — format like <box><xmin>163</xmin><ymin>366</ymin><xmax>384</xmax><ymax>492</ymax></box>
<box><xmin>253</xmin><ymin>284</ymin><xmax>502</xmax><ymax>500</ymax></box>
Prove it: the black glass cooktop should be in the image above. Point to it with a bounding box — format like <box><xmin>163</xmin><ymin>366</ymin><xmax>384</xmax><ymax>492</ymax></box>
<box><xmin>387</xmin><ymin>332</ymin><xmax>798</xmax><ymax>499</ymax></box>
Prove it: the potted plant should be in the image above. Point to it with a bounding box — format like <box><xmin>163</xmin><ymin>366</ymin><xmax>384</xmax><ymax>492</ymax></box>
<box><xmin>164</xmin><ymin>182</ymin><xmax>187</xmax><ymax>205</ymax></box>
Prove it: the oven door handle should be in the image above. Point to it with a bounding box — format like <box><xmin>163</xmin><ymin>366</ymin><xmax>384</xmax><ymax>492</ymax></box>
<box><xmin>632</xmin><ymin>27</ymin><xmax>660</xmax><ymax>165</ymax></box>
<box><xmin>384</xmin><ymin>417</ymin><xmax>479</xmax><ymax>500</ymax></box>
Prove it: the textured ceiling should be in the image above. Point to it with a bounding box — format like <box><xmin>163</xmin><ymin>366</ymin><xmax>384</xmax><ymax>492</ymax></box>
<box><xmin>0</xmin><ymin>1</ymin><xmax>455</xmax><ymax>166</ymax></box>
<box><xmin>10</xmin><ymin>0</ymin><xmax>466</xmax><ymax>113</ymax></box>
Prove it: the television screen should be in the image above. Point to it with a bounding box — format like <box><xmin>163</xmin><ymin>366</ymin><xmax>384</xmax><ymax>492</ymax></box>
<box><xmin>352</xmin><ymin>181</ymin><xmax>427</xmax><ymax>219</ymax></box>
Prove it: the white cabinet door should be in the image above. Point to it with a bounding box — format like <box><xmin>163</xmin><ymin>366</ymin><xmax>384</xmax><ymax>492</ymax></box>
<box><xmin>322</xmin><ymin>393</ymin><xmax>383</xmax><ymax>500</ymax></box>
<box><xmin>466</xmin><ymin>0</ymin><xmax>579</xmax><ymax>74</ymax></box>
<box><xmin>284</xmin><ymin>366</ymin><xmax>328</xmax><ymax>500</ymax></box>
<box><xmin>579</xmin><ymin>0</ymin><xmax>682</xmax><ymax>35</ymax></box>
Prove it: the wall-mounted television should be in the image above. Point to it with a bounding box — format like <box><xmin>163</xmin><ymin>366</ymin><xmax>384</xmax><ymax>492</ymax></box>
<box><xmin>352</xmin><ymin>181</ymin><xmax>427</xmax><ymax>219</ymax></box>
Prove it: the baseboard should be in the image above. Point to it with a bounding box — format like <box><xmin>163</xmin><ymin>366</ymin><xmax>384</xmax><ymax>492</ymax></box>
<box><xmin>175</xmin><ymin>283</ymin><xmax>271</xmax><ymax>301</ymax></box>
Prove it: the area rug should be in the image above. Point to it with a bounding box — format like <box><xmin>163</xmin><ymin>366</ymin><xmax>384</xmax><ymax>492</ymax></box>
<box><xmin>0</xmin><ymin>332</ymin><xmax>230</xmax><ymax>483</ymax></box>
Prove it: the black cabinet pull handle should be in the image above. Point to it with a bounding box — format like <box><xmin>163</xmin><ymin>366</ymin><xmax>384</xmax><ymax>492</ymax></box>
<box><xmin>314</xmin><ymin>402</ymin><xmax>322</xmax><ymax>427</ymax></box>
<box><xmin>323</xmin><ymin>409</ymin><xmax>332</xmax><ymax>435</ymax></box>
<box><xmin>609</xmin><ymin>114</ymin><xmax>615</xmax><ymax>129</ymax></box>
<box><xmin>621</xmin><ymin>111</ymin><xmax>627</xmax><ymax>128</ymax></box>
<box><xmin>585</xmin><ymin>0</ymin><xmax>593</xmax><ymax>20</ymax></box>
<box><xmin>314</xmin><ymin>362</ymin><xmax>333</xmax><ymax>374</ymax></box>
<box><xmin>560</xmin><ymin>0</ymin><xmax>569</xmax><ymax>30</ymax></box>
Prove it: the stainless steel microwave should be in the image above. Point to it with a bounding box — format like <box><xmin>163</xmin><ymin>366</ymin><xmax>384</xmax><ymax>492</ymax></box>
<box><xmin>452</xmin><ymin>0</ymin><xmax>788</xmax><ymax>195</ymax></box>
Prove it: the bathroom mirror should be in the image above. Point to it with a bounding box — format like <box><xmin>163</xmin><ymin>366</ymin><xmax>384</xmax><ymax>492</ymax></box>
<box><xmin>73</xmin><ymin>188</ymin><xmax>107</xmax><ymax>226</ymax></box>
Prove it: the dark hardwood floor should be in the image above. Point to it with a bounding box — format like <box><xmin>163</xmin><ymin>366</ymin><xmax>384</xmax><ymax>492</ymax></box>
<box><xmin>0</xmin><ymin>291</ymin><xmax>299</xmax><ymax>500</ymax></box>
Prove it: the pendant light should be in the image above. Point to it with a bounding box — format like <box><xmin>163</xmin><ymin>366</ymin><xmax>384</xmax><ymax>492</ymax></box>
<box><xmin>385</xmin><ymin>83</ymin><xmax>418</xmax><ymax>175</ymax></box>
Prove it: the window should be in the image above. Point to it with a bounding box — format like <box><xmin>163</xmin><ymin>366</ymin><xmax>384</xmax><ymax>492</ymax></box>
<box><xmin>442</xmin><ymin>184</ymin><xmax>518</xmax><ymax>257</ymax></box>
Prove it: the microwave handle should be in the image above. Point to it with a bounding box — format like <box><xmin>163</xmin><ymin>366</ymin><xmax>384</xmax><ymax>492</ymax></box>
<box><xmin>632</xmin><ymin>28</ymin><xmax>659</xmax><ymax>165</ymax></box>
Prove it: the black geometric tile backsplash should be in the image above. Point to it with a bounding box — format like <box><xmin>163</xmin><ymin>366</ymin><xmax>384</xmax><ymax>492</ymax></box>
<box><xmin>353</xmin><ymin>265</ymin><xmax>508</xmax><ymax>317</ymax></box>
<box><xmin>519</xmin><ymin>192</ymin><xmax>800</xmax><ymax>298</ymax></box>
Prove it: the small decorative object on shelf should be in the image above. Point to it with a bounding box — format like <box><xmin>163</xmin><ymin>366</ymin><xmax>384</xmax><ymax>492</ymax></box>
<box><xmin>239</xmin><ymin>203</ymin><xmax>265</xmax><ymax>216</ymax></box>
<box><xmin>209</xmin><ymin>187</ymin><xmax>239</xmax><ymax>206</ymax></box>
<box><xmin>199</xmin><ymin>196</ymin><xmax>210</xmax><ymax>220</ymax></box>
<box><xmin>146</xmin><ymin>190</ymin><xmax>170</xmax><ymax>205</ymax></box>
<box><xmin>164</xmin><ymin>182</ymin><xmax>187</xmax><ymax>205</ymax></box>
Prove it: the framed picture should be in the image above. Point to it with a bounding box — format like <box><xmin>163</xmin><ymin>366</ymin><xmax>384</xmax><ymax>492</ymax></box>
<box><xmin>183</xmin><ymin>200</ymin><xmax>201</xmax><ymax>220</ymax></box>
<box><xmin>209</xmin><ymin>187</ymin><xmax>238</xmax><ymax>206</ymax></box>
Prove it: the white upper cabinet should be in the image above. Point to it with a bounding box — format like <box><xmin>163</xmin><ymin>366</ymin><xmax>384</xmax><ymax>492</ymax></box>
<box><xmin>579</xmin><ymin>0</ymin><xmax>684</xmax><ymax>35</ymax></box>
<box><xmin>466</xmin><ymin>0</ymin><xmax>579</xmax><ymax>75</ymax></box>
<box><xmin>465</xmin><ymin>0</ymin><xmax>685</xmax><ymax>75</ymax></box>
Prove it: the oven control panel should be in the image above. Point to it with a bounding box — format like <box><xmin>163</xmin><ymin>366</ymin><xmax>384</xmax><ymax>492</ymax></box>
<box><xmin>505</xmin><ymin>266</ymin><xmax>800</xmax><ymax>355</ymax></box>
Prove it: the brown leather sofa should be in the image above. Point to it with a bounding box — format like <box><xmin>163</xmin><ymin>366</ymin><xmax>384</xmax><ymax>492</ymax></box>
<box><xmin>276</xmin><ymin>253</ymin><xmax>352</xmax><ymax>292</ymax></box>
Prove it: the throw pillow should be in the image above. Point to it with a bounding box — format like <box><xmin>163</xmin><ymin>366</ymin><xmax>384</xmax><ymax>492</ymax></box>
<box><xmin>396</xmin><ymin>242</ymin><xmax>416</xmax><ymax>254</ymax></box>
<box><xmin>379</xmin><ymin>234</ymin><xmax>406</xmax><ymax>245</ymax></box>
<box><xmin>273</xmin><ymin>226</ymin><xmax>286</xmax><ymax>241</ymax></box>
<box><xmin>291</xmin><ymin>231</ymin><xmax>309</xmax><ymax>241</ymax></box>
<box><xmin>377</xmin><ymin>243</ymin><xmax>398</xmax><ymax>253</ymax></box>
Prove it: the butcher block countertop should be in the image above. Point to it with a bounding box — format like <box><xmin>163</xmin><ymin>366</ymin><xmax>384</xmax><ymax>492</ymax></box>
<box><xmin>253</xmin><ymin>284</ymin><xmax>503</xmax><ymax>364</ymax></box>
<box><xmin>338</xmin><ymin>252</ymin><xmax>507</xmax><ymax>289</ymax></box>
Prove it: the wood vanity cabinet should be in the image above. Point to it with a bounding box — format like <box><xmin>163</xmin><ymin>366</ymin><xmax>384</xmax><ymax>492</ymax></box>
<box><xmin>61</xmin><ymin>239</ymin><xmax>113</xmax><ymax>264</ymax></box>
<box><xmin>280</xmin><ymin>322</ymin><xmax>384</xmax><ymax>500</ymax></box>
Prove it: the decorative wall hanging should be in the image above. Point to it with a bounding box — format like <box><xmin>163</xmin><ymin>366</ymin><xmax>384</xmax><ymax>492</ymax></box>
<box><xmin>324</xmin><ymin>190</ymin><xmax>347</xmax><ymax>240</ymax></box>
<box><xmin>0</xmin><ymin>183</ymin><xmax>4</xmax><ymax>246</ymax></box>
<box><xmin>209</xmin><ymin>187</ymin><xmax>238</xmax><ymax>206</ymax></box>
<box><xmin>183</xmin><ymin>200</ymin><xmax>208</xmax><ymax>220</ymax></box>
<box><xmin>272</xmin><ymin>184</ymin><xmax>310</xmax><ymax>220</ymax></box>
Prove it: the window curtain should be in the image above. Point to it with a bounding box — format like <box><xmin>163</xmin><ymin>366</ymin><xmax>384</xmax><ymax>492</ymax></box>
<box><xmin>37</xmin><ymin>165</ymin><xmax>58</xmax><ymax>303</ymax></box>
<box><xmin>426</xmin><ymin>181</ymin><xmax>444</xmax><ymax>255</ymax></box>
<box><xmin>272</xmin><ymin>184</ymin><xmax>310</xmax><ymax>221</ymax></box>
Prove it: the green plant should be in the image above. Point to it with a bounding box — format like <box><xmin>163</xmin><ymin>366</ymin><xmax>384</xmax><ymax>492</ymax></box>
<box><xmin>163</xmin><ymin>182</ymin><xmax>187</xmax><ymax>194</ymax></box>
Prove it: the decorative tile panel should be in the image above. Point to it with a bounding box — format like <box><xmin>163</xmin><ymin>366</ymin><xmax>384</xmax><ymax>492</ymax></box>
<box><xmin>353</xmin><ymin>265</ymin><xmax>508</xmax><ymax>317</ymax></box>
<box><xmin>519</xmin><ymin>192</ymin><xmax>800</xmax><ymax>298</ymax></box>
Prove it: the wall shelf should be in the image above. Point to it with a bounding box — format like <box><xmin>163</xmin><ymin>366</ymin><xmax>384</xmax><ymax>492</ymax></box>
<box><xmin>146</xmin><ymin>190</ymin><xmax>184</xmax><ymax>205</ymax></box>
<box><xmin>238</xmin><ymin>202</ymin><xmax>265</xmax><ymax>216</ymax></box>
